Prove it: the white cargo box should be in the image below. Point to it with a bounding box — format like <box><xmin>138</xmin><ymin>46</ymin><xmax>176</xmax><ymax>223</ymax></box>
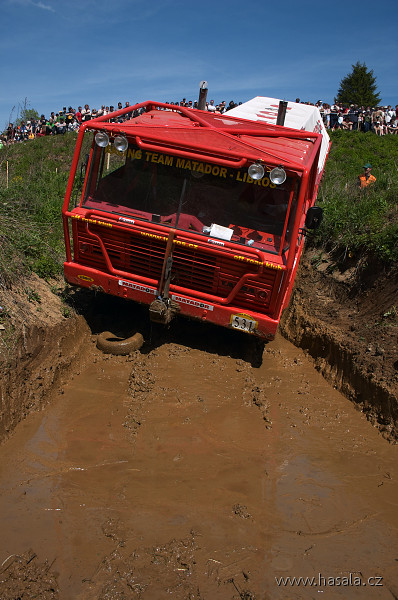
<box><xmin>227</xmin><ymin>97</ymin><xmax>330</xmax><ymax>181</ymax></box>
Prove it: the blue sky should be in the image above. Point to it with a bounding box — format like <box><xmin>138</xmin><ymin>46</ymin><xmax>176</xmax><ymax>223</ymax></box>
<box><xmin>1</xmin><ymin>0</ymin><xmax>396</xmax><ymax>128</ymax></box>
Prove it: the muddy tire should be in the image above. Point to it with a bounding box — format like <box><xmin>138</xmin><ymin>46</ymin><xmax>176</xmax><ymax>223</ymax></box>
<box><xmin>96</xmin><ymin>331</ymin><xmax>144</xmax><ymax>355</ymax></box>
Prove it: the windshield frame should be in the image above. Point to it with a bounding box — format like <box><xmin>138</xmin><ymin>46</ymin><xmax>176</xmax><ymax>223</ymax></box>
<box><xmin>81</xmin><ymin>140</ymin><xmax>301</xmax><ymax>256</ymax></box>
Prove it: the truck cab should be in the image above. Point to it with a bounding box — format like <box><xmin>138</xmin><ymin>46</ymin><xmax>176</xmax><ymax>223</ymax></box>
<box><xmin>62</xmin><ymin>98</ymin><xmax>330</xmax><ymax>340</ymax></box>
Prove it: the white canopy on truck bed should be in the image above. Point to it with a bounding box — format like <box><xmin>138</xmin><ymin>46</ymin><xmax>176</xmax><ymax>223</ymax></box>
<box><xmin>227</xmin><ymin>97</ymin><xmax>330</xmax><ymax>182</ymax></box>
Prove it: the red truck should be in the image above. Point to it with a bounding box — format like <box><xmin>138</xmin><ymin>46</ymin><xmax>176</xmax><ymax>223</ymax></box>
<box><xmin>62</xmin><ymin>97</ymin><xmax>330</xmax><ymax>350</ymax></box>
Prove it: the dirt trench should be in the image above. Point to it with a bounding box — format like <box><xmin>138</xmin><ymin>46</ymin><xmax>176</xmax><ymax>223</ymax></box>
<box><xmin>280</xmin><ymin>251</ymin><xmax>398</xmax><ymax>440</ymax></box>
<box><xmin>0</xmin><ymin>264</ymin><xmax>397</xmax><ymax>599</ymax></box>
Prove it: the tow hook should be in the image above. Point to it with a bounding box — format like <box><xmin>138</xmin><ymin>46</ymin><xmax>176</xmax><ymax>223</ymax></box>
<box><xmin>149</xmin><ymin>297</ymin><xmax>180</xmax><ymax>325</ymax></box>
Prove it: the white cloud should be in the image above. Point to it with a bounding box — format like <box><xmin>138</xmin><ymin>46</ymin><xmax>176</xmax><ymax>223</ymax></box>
<box><xmin>33</xmin><ymin>1</ymin><xmax>55</xmax><ymax>11</ymax></box>
<box><xmin>7</xmin><ymin>0</ymin><xmax>55</xmax><ymax>11</ymax></box>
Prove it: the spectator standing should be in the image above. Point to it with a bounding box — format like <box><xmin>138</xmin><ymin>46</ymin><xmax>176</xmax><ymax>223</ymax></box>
<box><xmin>6</xmin><ymin>123</ymin><xmax>14</xmax><ymax>142</ymax></box>
<box><xmin>26</xmin><ymin>121</ymin><xmax>33</xmax><ymax>139</ymax></box>
<box><xmin>19</xmin><ymin>121</ymin><xmax>28</xmax><ymax>140</ymax></box>
<box><xmin>65</xmin><ymin>107</ymin><xmax>75</xmax><ymax>130</ymax></box>
<box><xmin>322</xmin><ymin>103</ymin><xmax>330</xmax><ymax>128</ymax></box>
<box><xmin>330</xmin><ymin>104</ymin><xmax>339</xmax><ymax>129</ymax></box>
<box><xmin>348</xmin><ymin>105</ymin><xmax>359</xmax><ymax>130</ymax></box>
<box><xmin>372</xmin><ymin>107</ymin><xmax>384</xmax><ymax>135</ymax></box>
<box><xmin>81</xmin><ymin>104</ymin><xmax>91</xmax><ymax>122</ymax></box>
<box><xmin>117</xmin><ymin>101</ymin><xmax>124</xmax><ymax>122</ymax></box>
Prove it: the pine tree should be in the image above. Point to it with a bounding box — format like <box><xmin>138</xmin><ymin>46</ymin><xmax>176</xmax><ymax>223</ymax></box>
<box><xmin>336</xmin><ymin>62</ymin><xmax>381</xmax><ymax>107</ymax></box>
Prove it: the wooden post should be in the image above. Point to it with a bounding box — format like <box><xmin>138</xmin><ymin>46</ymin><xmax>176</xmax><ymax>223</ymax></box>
<box><xmin>198</xmin><ymin>81</ymin><xmax>208</xmax><ymax>111</ymax></box>
<box><xmin>276</xmin><ymin>101</ymin><xmax>288</xmax><ymax>126</ymax></box>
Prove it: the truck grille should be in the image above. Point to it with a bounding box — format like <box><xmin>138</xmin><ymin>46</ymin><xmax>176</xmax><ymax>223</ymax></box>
<box><xmin>74</xmin><ymin>223</ymin><xmax>278</xmax><ymax>310</ymax></box>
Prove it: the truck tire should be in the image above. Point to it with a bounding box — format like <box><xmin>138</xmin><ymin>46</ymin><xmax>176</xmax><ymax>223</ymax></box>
<box><xmin>96</xmin><ymin>331</ymin><xmax>144</xmax><ymax>355</ymax></box>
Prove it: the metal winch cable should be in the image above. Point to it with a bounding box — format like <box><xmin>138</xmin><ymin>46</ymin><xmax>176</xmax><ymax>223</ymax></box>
<box><xmin>150</xmin><ymin>178</ymin><xmax>187</xmax><ymax>324</ymax></box>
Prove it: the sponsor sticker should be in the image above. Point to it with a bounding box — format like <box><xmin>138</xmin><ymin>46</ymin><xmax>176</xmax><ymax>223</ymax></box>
<box><xmin>71</xmin><ymin>214</ymin><xmax>112</xmax><ymax>228</ymax></box>
<box><xmin>77</xmin><ymin>275</ymin><xmax>94</xmax><ymax>282</ymax></box>
<box><xmin>171</xmin><ymin>295</ymin><xmax>214</xmax><ymax>311</ymax></box>
<box><xmin>118</xmin><ymin>280</ymin><xmax>155</xmax><ymax>294</ymax></box>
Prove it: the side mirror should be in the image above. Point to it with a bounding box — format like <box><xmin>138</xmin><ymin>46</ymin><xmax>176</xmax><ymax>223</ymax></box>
<box><xmin>305</xmin><ymin>206</ymin><xmax>323</xmax><ymax>230</ymax></box>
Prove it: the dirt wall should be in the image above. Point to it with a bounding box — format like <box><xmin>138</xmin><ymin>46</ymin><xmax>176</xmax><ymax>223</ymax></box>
<box><xmin>0</xmin><ymin>276</ymin><xmax>90</xmax><ymax>443</ymax></box>
<box><xmin>280</xmin><ymin>252</ymin><xmax>398</xmax><ymax>440</ymax></box>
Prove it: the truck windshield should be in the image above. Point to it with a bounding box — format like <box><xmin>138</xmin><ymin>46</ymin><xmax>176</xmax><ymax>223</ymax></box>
<box><xmin>82</xmin><ymin>143</ymin><xmax>299</xmax><ymax>254</ymax></box>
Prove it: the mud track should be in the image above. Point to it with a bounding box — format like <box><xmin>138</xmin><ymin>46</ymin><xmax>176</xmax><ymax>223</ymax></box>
<box><xmin>0</xmin><ymin>290</ymin><xmax>397</xmax><ymax>599</ymax></box>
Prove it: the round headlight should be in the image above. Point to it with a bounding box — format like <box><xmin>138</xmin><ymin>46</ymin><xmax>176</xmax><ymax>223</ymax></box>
<box><xmin>270</xmin><ymin>166</ymin><xmax>287</xmax><ymax>185</ymax></box>
<box><xmin>95</xmin><ymin>131</ymin><xmax>109</xmax><ymax>147</ymax></box>
<box><xmin>114</xmin><ymin>135</ymin><xmax>128</xmax><ymax>152</ymax></box>
<box><xmin>248</xmin><ymin>163</ymin><xmax>265</xmax><ymax>180</ymax></box>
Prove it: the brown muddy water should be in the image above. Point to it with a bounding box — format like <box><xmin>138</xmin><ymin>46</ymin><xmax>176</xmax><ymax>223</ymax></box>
<box><xmin>0</xmin><ymin>328</ymin><xmax>397</xmax><ymax>599</ymax></box>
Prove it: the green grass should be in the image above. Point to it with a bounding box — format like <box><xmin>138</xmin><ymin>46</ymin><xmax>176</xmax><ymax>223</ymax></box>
<box><xmin>0</xmin><ymin>133</ymin><xmax>80</xmax><ymax>286</ymax></box>
<box><xmin>0</xmin><ymin>129</ymin><xmax>397</xmax><ymax>294</ymax></box>
<box><xmin>314</xmin><ymin>131</ymin><xmax>398</xmax><ymax>262</ymax></box>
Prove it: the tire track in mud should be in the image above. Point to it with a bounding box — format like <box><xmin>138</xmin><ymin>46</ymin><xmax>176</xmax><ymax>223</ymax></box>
<box><xmin>0</xmin><ymin>333</ymin><xmax>397</xmax><ymax>600</ymax></box>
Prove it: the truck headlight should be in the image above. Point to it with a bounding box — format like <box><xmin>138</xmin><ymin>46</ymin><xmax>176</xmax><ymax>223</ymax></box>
<box><xmin>114</xmin><ymin>135</ymin><xmax>128</xmax><ymax>152</ymax></box>
<box><xmin>270</xmin><ymin>166</ymin><xmax>286</xmax><ymax>185</ymax></box>
<box><xmin>248</xmin><ymin>163</ymin><xmax>265</xmax><ymax>180</ymax></box>
<box><xmin>95</xmin><ymin>132</ymin><xmax>109</xmax><ymax>147</ymax></box>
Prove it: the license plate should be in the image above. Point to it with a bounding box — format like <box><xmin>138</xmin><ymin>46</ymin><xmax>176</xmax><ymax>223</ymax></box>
<box><xmin>230</xmin><ymin>313</ymin><xmax>258</xmax><ymax>333</ymax></box>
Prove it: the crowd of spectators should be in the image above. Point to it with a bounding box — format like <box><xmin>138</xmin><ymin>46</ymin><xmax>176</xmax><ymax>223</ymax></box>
<box><xmin>313</xmin><ymin>100</ymin><xmax>398</xmax><ymax>135</ymax></box>
<box><xmin>2</xmin><ymin>98</ymin><xmax>398</xmax><ymax>146</ymax></box>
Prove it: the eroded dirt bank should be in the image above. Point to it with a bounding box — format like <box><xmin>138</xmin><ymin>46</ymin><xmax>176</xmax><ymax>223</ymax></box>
<box><xmin>0</xmin><ymin>328</ymin><xmax>397</xmax><ymax>599</ymax></box>
<box><xmin>0</xmin><ymin>276</ymin><xmax>91</xmax><ymax>442</ymax></box>
<box><xmin>280</xmin><ymin>251</ymin><xmax>398</xmax><ymax>440</ymax></box>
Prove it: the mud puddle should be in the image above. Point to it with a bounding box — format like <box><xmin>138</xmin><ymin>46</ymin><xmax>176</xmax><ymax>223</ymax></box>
<box><xmin>0</xmin><ymin>333</ymin><xmax>397</xmax><ymax>599</ymax></box>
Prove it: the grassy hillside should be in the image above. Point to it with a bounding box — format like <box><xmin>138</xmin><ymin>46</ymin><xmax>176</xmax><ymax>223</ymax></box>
<box><xmin>315</xmin><ymin>131</ymin><xmax>398</xmax><ymax>262</ymax></box>
<box><xmin>0</xmin><ymin>134</ymin><xmax>77</xmax><ymax>286</ymax></box>
<box><xmin>0</xmin><ymin>130</ymin><xmax>397</xmax><ymax>291</ymax></box>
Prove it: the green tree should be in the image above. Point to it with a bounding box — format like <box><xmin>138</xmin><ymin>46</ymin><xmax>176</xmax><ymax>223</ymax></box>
<box><xmin>336</xmin><ymin>62</ymin><xmax>381</xmax><ymax>107</ymax></box>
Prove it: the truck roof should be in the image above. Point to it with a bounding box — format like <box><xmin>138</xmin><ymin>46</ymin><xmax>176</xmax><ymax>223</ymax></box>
<box><xmin>90</xmin><ymin>101</ymin><xmax>325</xmax><ymax>176</ymax></box>
<box><xmin>227</xmin><ymin>97</ymin><xmax>330</xmax><ymax>179</ymax></box>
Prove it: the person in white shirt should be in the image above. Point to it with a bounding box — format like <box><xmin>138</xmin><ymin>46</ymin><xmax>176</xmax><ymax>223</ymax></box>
<box><xmin>81</xmin><ymin>104</ymin><xmax>91</xmax><ymax>122</ymax></box>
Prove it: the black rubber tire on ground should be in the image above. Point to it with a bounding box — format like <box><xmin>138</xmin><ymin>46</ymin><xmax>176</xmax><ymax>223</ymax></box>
<box><xmin>96</xmin><ymin>331</ymin><xmax>144</xmax><ymax>355</ymax></box>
